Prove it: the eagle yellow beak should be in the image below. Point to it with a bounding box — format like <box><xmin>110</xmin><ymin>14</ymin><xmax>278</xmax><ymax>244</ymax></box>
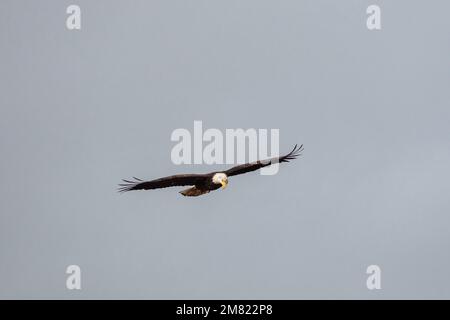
<box><xmin>221</xmin><ymin>180</ymin><xmax>228</xmax><ymax>189</ymax></box>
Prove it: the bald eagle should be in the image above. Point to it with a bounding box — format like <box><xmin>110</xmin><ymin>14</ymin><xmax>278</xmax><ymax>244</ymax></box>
<box><xmin>118</xmin><ymin>144</ymin><xmax>303</xmax><ymax>197</ymax></box>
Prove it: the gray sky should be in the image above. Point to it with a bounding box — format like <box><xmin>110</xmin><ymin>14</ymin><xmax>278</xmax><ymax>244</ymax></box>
<box><xmin>1</xmin><ymin>0</ymin><xmax>449</xmax><ymax>299</ymax></box>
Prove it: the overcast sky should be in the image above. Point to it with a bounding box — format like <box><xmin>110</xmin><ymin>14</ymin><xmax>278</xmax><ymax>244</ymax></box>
<box><xmin>1</xmin><ymin>0</ymin><xmax>449</xmax><ymax>299</ymax></box>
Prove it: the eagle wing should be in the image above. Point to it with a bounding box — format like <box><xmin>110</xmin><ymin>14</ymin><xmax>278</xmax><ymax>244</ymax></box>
<box><xmin>118</xmin><ymin>174</ymin><xmax>208</xmax><ymax>192</ymax></box>
<box><xmin>224</xmin><ymin>144</ymin><xmax>303</xmax><ymax>177</ymax></box>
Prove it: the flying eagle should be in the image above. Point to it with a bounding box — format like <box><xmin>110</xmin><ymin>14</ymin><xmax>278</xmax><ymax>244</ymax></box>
<box><xmin>118</xmin><ymin>144</ymin><xmax>303</xmax><ymax>197</ymax></box>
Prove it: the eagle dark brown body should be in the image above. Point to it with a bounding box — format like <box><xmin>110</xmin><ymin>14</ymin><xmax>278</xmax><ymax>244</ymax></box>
<box><xmin>118</xmin><ymin>144</ymin><xmax>303</xmax><ymax>197</ymax></box>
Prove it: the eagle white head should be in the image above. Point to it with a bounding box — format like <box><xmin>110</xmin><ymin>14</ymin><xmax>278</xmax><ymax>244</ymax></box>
<box><xmin>212</xmin><ymin>172</ymin><xmax>228</xmax><ymax>189</ymax></box>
